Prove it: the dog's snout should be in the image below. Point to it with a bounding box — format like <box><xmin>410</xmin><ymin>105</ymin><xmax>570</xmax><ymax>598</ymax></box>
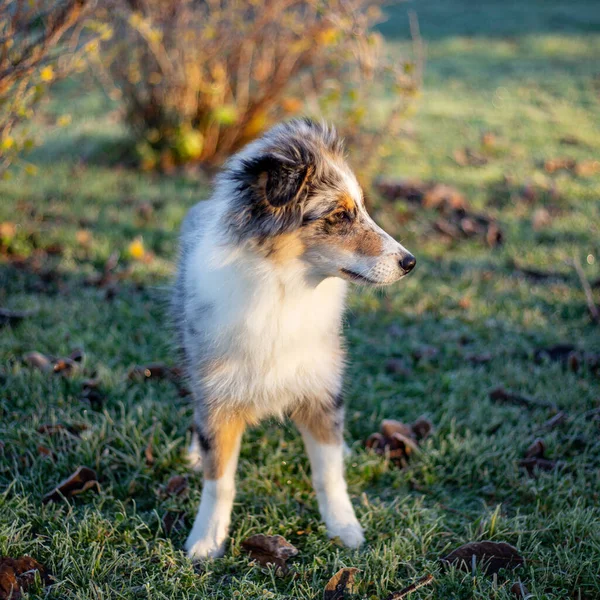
<box><xmin>399</xmin><ymin>254</ymin><xmax>416</xmax><ymax>273</ymax></box>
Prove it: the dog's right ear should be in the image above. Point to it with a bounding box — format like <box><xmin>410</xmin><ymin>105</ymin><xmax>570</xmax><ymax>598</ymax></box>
<box><xmin>241</xmin><ymin>153</ymin><xmax>313</xmax><ymax>208</ymax></box>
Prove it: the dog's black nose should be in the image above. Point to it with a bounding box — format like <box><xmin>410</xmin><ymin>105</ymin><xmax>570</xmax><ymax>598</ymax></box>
<box><xmin>399</xmin><ymin>254</ymin><xmax>416</xmax><ymax>273</ymax></box>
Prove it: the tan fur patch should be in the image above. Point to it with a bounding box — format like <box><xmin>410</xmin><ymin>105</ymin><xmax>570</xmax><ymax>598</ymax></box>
<box><xmin>353</xmin><ymin>228</ymin><xmax>383</xmax><ymax>256</ymax></box>
<box><xmin>203</xmin><ymin>414</ymin><xmax>246</xmax><ymax>480</ymax></box>
<box><xmin>291</xmin><ymin>401</ymin><xmax>342</xmax><ymax>445</ymax></box>
<box><xmin>267</xmin><ymin>231</ymin><xmax>305</xmax><ymax>263</ymax></box>
<box><xmin>338</xmin><ymin>193</ymin><xmax>356</xmax><ymax>213</ymax></box>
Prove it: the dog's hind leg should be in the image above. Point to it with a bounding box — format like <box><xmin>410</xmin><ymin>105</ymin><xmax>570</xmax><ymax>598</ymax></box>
<box><xmin>186</xmin><ymin>426</ymin><xmax>203</xmax><ymax>472</ymax></box>
<box><xmin>185</xmin><ymin>413</ymin><xmax>246</xmax><ymax>560</ymax></box>
<box><xmin>291</xmin><ymin>397</ymin><xmax>365</xmax><ymax>548</ymax></box>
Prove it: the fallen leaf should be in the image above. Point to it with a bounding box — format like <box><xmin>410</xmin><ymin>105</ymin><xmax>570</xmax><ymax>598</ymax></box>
<box><xmin>241</xmin><ymin>534</ymin><xmax>298</xmax><ymax>573</ymax></box>
<box><xmin>534</xmin><ymin>345</ymin><xmax>600</xmax><ymax>375</ymax></box>
<box><xmin>162</xmin><ymin>475</ymin><xmax>188</xmax><ymax>497</ymax></box>
<box><xmin>385</xmin><ymin>359</ymin><xmax>412</xmax><ymax>376</ymax></box>
<box><xmin>489</xmin><ymin>387</ymin><xmax>559</xmax><ymax>412</ymax></box>
<box><xmin>365</xmin><ymin>417</ymin><xmax>432</xmax><ymax>468</ymax></box>
<box><xmin>531</xmin><ymin>208</ymin><xmax>552</xmax><ymax>231</ymax></box>
<box><xmin>0</xmin><ymin>556</ymin><xmax>51</xmax><ymax>600</ymax></box>
<box><xmin>524</xmin><ymin>438</ymin><xmax>545</xmax><ymax>459</ymax></box>
<box><xmin>0</xmin><ymin>307</ymin><xmax>38</xmax><ymax>327</ymax></box>
<box><xmin>411</xmin><ymin>417</ymin><xmax>434</xmax><ymax>441</ymax></box>
<box><xmin>454</xmin><ymin>147</ymin><xmax>488</xmax><ymax>167</ymax></box>
<box><xmin>518</xmin><ymin>457</ymin><xmax>557</xmax><ymax>477</ymax></box>
<box><xmin>440</xmin><ymin>541</ymin><xmax>524</xmax><ymax>575</ymax></box>
<box><xmin>23</xmin><ymin>349</ymin><xmax>83</xmax><ymax>377</ymax></box>
<box><xmin>128</xmin><ymin>237</ymin><xmax>146</xmax><ymax>260</ymax></box>
<box><xmin>323</xmin><ymin>567</ymin><xmax>360</xmax><ymax>600</ymax></box>
<box><xmin>574</xmin><ymin>160</ymin><xmax>600</xmax><ymax>177</ymax></box>
<box><xmin>42</xmin><ymin>466</ymin><xmax>99</xmax><ymax>504</ymax></box>
<box><xmin>161</xmin><ymin>511</ymin><xmax>187</xmax><ymax>535</ymax></box>
<box><xmin>384</xmin><ymin>574</ymin><xmax>434</xmax><ymax>600</ymax></box>
<box><xmin>412</xmin><ymin>346</ymin><xmax>439</xmax><ymax>361</ymax></box>
<box><xmin>544</xmin><ymin>157</ymin><xmax>576</xmax><ymax>174</ymax></box>
<box><xmin>37</xmin><ymin>445</ymin><xmax>57</xmax><ymax>461</ymax></box>
<box><xmin>37</xmin><ymin>423</ymin><xmax>87</xmax><ymax>438</ymax></box>
<box><xmin>510</xmin><ymin>581</ymin><xmax>530</xmax><ymax>598</ymax></box>
<box><xmin>465</xmin><ymin>353</ymin><xmax>493</xmax><ymax>365</ymax></box>
<box><xmin>23</xmin><ymin>351</ymin><xmax>52</xmax><ymax>372</ymax></box>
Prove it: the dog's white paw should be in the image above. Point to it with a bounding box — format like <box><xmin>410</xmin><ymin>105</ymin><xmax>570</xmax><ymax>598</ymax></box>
<box><xmin>326</xmin><ymin>518</ymin><xmax>365</xmax><ymax>548</ymax></box>
<box><xmin>185</xmin><ymin>534</ymin><xmax>226</xmax><ymax>560</ymax></box>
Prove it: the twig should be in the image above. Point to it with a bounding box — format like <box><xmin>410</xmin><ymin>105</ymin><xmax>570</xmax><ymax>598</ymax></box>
<box><xmin>384</xmin><ymin>574</ymin><xmax>434</xmax><ymax>600</ymax></box>
<box><xmin>570</xmin><ymin>255</ymin><xmax>599</xmax><ymax>324</ymax></box>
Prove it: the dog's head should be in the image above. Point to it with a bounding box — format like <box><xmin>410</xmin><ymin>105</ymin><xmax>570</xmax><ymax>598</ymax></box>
<box><xmin>226</xmin><ymin>118</ymin><xmax>415</xmax><ymax>286</ymax></box>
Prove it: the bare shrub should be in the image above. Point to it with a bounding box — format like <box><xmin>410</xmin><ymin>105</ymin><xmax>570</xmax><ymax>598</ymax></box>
<box><xmin>0</xmin><ymin>0</ymin><xmax>104</xmax><ymax>174</ymax></box>
<box><xmin>99</xmin><ymin>0</ymin><xmax>420</xmax><ymax>180</ymax></box>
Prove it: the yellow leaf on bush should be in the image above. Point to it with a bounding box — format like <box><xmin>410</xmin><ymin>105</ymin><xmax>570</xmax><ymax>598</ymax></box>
<box><xmin>317</xmin><ymin>28</ymin><xmax>338</xmax><ymax>46</ymax></box>
<box><xmin>128</xmin><ymin>237</ymin><xmax>146</xmax><ymax>260</ymax></box>
<box><xmin>212</xmin><ymin>105</ymin><xmax>238</xmax><ymax>126</ymax></box>
<box><xmin>281</xmin><ymin>97</ymin><xmax>303</xmax><ymax>114</ymax></box>
<box><xmin>0</xmin><ymin>222</ymin><xmax>17</xmax><ymax>240</ymax></box>
<box><xmin>24</xmin><ymin>164</ymin><xmax>38</xmax><ymax>176</ymax></box>
<box><xmin>57</xmin><ymin>115</ymin><xmax>72</xmax><ymax>127</ymax></box>
<box><xmin>244</xmin><ymin>112</ymin><xmax>268</xmax><ymax>138</ymax></box>
<box><xmin>40</xmin><ymin>66</ymin><xmax>54</xmax><ymax>82</ymax></box>
<box><xmin>1</xmin><ymin>136</ymin><xmax>14</xmax><ymax>151</ymax></box>
<box><xmin>76</xmin><ymin>229</ymin><xmax>92</xmax><ymax>246</ymax></box>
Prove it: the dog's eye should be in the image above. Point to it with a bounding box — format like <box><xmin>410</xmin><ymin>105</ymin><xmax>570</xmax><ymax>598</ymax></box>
<box><xmin>335</xmin><ymin>210</ymin><xmax>353</xmax><ymax>223</ymax></box>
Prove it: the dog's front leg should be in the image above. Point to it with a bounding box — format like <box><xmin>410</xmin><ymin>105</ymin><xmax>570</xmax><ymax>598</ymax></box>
<box><xmin>292</xmin><ymin>398</ymin><xmax>365</xmax><ymax>548</ymax></box>
<box><xmin>185</xmin><ymin>414</ymin><xmax>245</xmax><ymax>560</ymax></box>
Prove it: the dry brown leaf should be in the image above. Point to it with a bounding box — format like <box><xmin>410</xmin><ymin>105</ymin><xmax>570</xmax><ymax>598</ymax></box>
<box><xmin>574</xmin><ymin>159</ymin><xmax>600</xmax><ymax>177</ymax></box>
<box><xmin>241</xmin><ymin>534</ymin><xmax>298</xmax><ymax>573</ymax></box>
<box><xmin>440</xmin><ymin>541</ymin><xmax>524</xmax><ymax>575</ymax></box>
<box><xmin>544</xmin><ymin>157</ymin><xmax>576</xmax><ymax>173</ymax></box>
<box><xmin>23</xmin><ymin>349</ymin><xmax>83</xmax><ymax>377</ymax></box>
<box><xmin>524</xmin><ymin>438</ymin><xmax>545</xmax><ymax>459</ymax></box>
<box><xmin>37</xmin><ymin>445</ymin><xmax>57</xmax><ymax>461</ymax></box>
<box><xmin>384</xmin><ymin>359</ymin><xmax>412</xmax><ymax>376</ymax></box>
<box><xmin>365</xmin><ymin>417</ymin><xmax>432</xmax><ymax>468</ymax></box>
<box><xmin>23</xmin><ymin>351</ymin><xmax>53</xmax><ymax>372</ymax></box>
<box><xmin>42</xmin><ymin>466</ymin><xmax>99</xmax><ymax>504</ymax></box>
<box><xmin>323</xmin><ymin>567</ymin><xmax>360</xmax><ymax>600</ymax></box>
<box><xmin>163</xmin><ymin>475</ymin><xmax>188</xmax><ymax>497</ymax></box>
<box><xmin>489</xmin><ymin>387</ymin><xmax>558</xmax><ymax>412</ymax></box>
<box><xmin>161</xmin><ymin>511</ymin><xmax>187</xmax><ymax>535</ymax></box>
<box><xmin>510</xmin><ymin>581</ymin><xmax>530</xmax><ymax>598</ymax></box>
<box><xmin>0</xmin><ymin>307</ymin><xmax>38</xmax><ymax>327</ymax></box>
<box><xmin>0</xmin><ymin>556</ymin><xmax>51</xmax><ymax>600</ymax></box>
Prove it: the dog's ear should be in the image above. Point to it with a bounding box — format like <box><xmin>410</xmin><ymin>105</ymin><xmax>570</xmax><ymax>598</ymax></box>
<box><xmin>242</xmin><ymin>153</ymin><xmax>313</xmax><ymax>208</ymax></box>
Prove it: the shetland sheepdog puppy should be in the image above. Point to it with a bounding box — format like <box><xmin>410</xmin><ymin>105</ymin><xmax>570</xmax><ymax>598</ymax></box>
<box><xmin>172</xmin><ymin>118</ymin><xmax>416</xmax><ymax>559</ymax></box>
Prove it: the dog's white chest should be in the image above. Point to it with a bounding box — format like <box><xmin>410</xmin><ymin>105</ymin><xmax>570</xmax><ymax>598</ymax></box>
<box><xmin>186</xmin><ymin>246</ymin><xmax>347</xmax><ymax>415</ymax></box>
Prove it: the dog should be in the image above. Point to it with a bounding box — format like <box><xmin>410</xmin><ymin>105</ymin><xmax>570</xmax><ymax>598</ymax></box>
<box><xmin>171</xmin><ymin>118</ymin><xmax>416</xmax><ymax>560</ymax></box>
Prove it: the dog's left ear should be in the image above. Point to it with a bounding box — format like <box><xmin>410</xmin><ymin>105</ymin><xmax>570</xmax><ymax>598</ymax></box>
<box><xmin>243</xmin><ymin>153</ymin><xmax>313</xmax><ymax>208</ymax></box>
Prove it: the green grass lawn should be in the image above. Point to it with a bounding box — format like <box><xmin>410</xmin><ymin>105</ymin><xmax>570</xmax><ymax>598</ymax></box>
<box><xmin>1</xmin><ymin>1</ymin><xmax>600</xmax><ymax>598</ymax></box>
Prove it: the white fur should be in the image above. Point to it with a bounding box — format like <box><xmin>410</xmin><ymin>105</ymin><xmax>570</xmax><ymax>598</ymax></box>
<box><xmin>185</xmin><ymin>437</ymin><xmax>242</xmax><ymax>559</ymax></box>
<box><xmin>183</xmin><ymin>207</ymin><xmax>347</xmax><ymax>420</ymax></box>
<box><xmin>299</xmin><ymin>428</ymin><xmax>365</xmax><ymax>548</ymax></box>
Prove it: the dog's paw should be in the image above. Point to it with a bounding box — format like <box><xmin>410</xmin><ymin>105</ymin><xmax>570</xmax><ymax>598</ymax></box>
<box><xmin>327</xmin><ymin>519</ymin><xmax>365</xmax><ymax>549</ymax></box>
<box><xmin>185</xmin><ymin>535</ymin><xmax>226</xmax><ymax>560</ymax></box>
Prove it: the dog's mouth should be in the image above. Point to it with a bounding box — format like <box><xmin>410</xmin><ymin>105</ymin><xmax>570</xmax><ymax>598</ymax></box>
<box><xmin>339</xmin><ymin>268</ymin><xmax>381</xmax><ymax>285</ymax></box>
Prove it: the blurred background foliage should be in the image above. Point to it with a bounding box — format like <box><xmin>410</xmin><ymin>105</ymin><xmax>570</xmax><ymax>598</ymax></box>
<box><xmin>0</xmin><ymin>0</ymin><xmax>108</xmax><ymax>174</ymax></box>
<box><xmin>1</xmin><ymin>0</ymin><xmax>420</xmax><ymax>186</ymax></box>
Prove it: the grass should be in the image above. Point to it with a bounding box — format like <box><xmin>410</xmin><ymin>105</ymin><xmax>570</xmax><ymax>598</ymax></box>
<box><xmin>1</xmin><ymin>0</ymin><xmax>600</xmax><ymax>598</ymax></box>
